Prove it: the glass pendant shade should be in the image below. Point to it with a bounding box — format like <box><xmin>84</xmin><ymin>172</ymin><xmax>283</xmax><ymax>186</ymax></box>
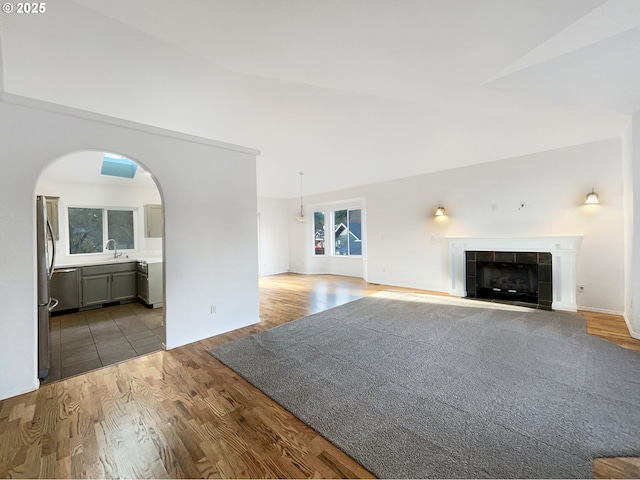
<box><xmin>296</xmin><ymin>205</ymin><xmax>307</xmax><ymax>223</ymax></box>
<box><xmin>585</xmin><ymin>189</ymin><xmax>599</xmax><ymax>205</ymax></box>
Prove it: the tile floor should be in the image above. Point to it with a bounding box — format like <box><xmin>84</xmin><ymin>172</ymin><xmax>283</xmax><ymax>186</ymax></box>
<box><xmin>45</xmin><ymin>302</ymin><xmax>165</xmax><ymax>383</ymax></box>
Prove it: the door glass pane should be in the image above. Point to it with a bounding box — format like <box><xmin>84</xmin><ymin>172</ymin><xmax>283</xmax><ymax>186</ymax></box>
<box><xmin>107</xmin><ymin>210</ymin><xmax>135</xmax><ymax>249</ymax></box>
<box><xmin>68</xmin><ymin>207</ymin><xmax>103</xmax><ymax>254</ymax></box>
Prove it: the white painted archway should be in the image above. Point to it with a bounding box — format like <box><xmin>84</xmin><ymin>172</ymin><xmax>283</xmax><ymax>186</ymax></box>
<box><xmin>0</xmin><ymin>94</ymin><xmax>260</xmax><ymax>401</ymax></box>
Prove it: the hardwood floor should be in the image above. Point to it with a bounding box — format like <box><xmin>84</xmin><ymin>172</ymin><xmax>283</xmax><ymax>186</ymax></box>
<box><xmin>594</xmin><ymin>457</ymin><xmax>640</xmax><ymax>479</ymax></box>
<box><xmin>0</xmin><ymin>273</ymin><xmax>638</xmax><ymax>478</ymax></box>
<box><xmin>582</xmin><ymin>310</ymin><xmax>640</xmax><ymax>352</ymax></box>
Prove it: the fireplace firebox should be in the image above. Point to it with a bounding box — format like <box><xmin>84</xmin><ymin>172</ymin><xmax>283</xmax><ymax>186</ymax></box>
<box><xmin>476</xmin><ymin>261</ymin><xmax>538</xmax><ymax>303</ymax></box>
<box><xmin>466</xmin><ymin>251</ymin><xmax>552</xmax><ymax>309</ymax></box>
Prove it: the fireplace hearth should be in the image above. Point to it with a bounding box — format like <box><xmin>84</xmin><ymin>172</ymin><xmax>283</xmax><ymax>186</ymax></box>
<box><xmin>466</xmin><ymin>251</ymin><xmax>552</xmax><ymax>309</ymax></box>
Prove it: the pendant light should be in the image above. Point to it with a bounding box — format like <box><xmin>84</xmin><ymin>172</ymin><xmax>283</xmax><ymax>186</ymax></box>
<box><xmin>584</xmin><ymin>188</ymin><xmax>600</xmax><ymax>205</ymax></box>
<box><xmin>435</xmin><ymin>205</ymin><xmax>446</xmax><ymax>216</ymax></box>
<box><xmin>296</xmin><ymin>172</ymin><xmax>307</xmax><ymax>223</ymax></box>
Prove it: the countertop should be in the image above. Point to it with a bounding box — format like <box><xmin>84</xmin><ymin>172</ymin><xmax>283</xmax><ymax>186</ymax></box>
<box><xmin>54</xmin><ymin>256</ymin><xmax>163</xmax><ymax>269</ymax></box>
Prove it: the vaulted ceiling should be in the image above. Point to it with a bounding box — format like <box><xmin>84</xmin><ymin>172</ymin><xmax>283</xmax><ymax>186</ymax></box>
<box><xmin>2</xmin><ymin>0</ymin><xmax>638</xmax><ymax>197</ymax></box>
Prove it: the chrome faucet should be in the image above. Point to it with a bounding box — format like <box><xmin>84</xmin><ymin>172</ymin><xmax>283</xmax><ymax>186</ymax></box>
<box><xmin>105</xmin><ymin>239</ymin><xmax>122</xmax><ymax>258</ymax></box>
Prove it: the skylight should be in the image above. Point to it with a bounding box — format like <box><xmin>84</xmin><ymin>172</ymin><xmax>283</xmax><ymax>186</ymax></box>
<box><xmin>100</xmin><ymin>154</ymin><xmax>138</xmax><ymax>179</ymax></box>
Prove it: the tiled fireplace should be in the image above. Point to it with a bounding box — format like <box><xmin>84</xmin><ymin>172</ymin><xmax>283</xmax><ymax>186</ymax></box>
<box><xmin>465</xmin><ymin>250</ymin><xmax>552</xmax><ymax>309</ymax></box>
<box><xmin>447</xmin><ymin>236</ymin><xmax>583</xmax><ymax>312</ymax></box>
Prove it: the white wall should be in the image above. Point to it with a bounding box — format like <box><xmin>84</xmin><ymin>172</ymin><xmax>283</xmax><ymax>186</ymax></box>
<box><xmin>257</xmin><ymin>196</ymin><xmax>289</xmax><ymax>276</ymax></box>
<box><xmin>37</xmin><ymin>180</ymin><xmax>163</xmax><ymax>265</ymax></box>
<box><xmin>630</xmin><ymin>112</ymin><xmax>640</xmax><ymax>337</ymax></box>
<box><xmin>0</xmin><ymin>95</ymin><xmax>260</xmax><ymax>401</ymax></box>
<box><xmin>287</xmin><ymin>138</ymin><xmax>625</xmax><ymax>314</ymax></box>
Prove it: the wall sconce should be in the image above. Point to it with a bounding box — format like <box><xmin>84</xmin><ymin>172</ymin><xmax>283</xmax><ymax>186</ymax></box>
<box><xmin>435</xmin><ymin>205</ymin><xmax>446</xmax><ymax>216</ymax></box>
<box><xmin>584</xmin><ymin>188</ymin><xmax>600</xmax><ymax>205</ymax></box>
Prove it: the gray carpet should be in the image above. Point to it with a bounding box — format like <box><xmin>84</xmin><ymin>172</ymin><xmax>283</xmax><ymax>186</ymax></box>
<box><xmin>208</xmin><ymin>291</ymin><xmax>640</xmax><ymax>478</ymax></box>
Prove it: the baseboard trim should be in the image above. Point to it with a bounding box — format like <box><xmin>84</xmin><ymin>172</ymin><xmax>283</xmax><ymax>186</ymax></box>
<box><xmin>623</xmin><ymin>312</ymin><xmax>640</xmax><ymax>340</ymax></box>
<box><xmin>554</xmin><ymin>302</ymin><xmax>578</xmax><ymax>313</ymax></box>
<box><xmin>576</xmin><ymin>306</ymin><xmax>625</xmax><ymax>316</ymax></box>
<box><xmin>0</xmin><ymin>377</ymin><xmax>39</xmax><ymax>402</ymax></box>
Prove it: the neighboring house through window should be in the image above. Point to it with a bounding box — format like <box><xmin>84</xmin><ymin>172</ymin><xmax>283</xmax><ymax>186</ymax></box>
<box><xmin>314</xmin><ymin>211</ymin><xmax>325</xmax><ymax>255</ymax></box>
<box><xmin>333</xmin><ymin>208</ymin><xmax>362</xmax><ymax>256</ymax></box>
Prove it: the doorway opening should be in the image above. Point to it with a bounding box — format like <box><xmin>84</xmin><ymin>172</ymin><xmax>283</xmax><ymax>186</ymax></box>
<box><xmin>35</xmin><ymin>150</ymin><xmax>165</xmax><ymax>383</ymax></box>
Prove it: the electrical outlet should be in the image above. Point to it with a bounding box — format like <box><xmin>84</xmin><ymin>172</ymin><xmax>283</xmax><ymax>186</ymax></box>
<box><xmin>210</xmin><ymin>304</ymin><xmax>217</xmax><ymax>314</ymax></box>
<box><xmin>578</xmin><ymin>284</ymin><xmax>585</xmax><ymax>293</ymax></box>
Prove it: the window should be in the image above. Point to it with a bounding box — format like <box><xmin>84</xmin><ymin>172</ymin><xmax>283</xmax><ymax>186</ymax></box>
<box><xmin>68</xmin><ymin>207</ymin><xmax>136</xmax><ymax>254</ymax></box>
<box><xmin>107</xmin><ymin>210</ymin><xmax>135</xmax><ymax>249</ymax></box>
<box><xmin>314</xmin><ymin>211</ymin><xmax>325</xmax><ymax>255</ymax></box>
<box><xmin>68</xmin><ymin>208</ymin><xmax>103</xmax><ymax>254</ymax></box>
<box><xmin>333</xmin><ymin>209</ymin><xmax>362</xmax><ymax>256</ymax></box>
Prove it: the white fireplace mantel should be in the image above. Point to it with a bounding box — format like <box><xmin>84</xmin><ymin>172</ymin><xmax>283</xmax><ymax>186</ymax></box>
<box><xmin>447</xmin><ymin>235</ymin><xmax>583</xmax><ymax>312</ymax></box>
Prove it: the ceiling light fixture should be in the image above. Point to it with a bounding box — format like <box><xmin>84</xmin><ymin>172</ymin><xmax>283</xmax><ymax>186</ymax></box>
<box><xmin>296</xmin><ymin>172</ymin><xmax>307</xmax><ymax>223</ymax></box>
<box><xmin>584</xmin><ymin>188</ymin><xmax>600</xmax><ymax>205</ymax></box>
<box><xmin>435</xmin><ymin>205</ymin><xmax>446</xmax><ymax>216</ymax></box>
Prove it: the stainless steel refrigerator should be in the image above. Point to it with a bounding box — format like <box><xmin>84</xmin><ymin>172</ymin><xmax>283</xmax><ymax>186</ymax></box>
<box><xmin>36</xmin><ymin>196</ymin><xmax>57</xmax><ymax>380</ymax></box>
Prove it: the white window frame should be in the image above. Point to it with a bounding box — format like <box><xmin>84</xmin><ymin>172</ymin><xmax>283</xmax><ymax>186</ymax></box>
<box><xmin>308</xmin><ymin>198</ymin><xmax>366</xmax><ymax>259</ymax></box>
<box><xmin>67</xmin><ymin>205</ymin><xmax>138</xmax><ymax>255</ymax></box>
<box><xmin>330</xmin><ymin>206</ymin><xmax>364</xmax><ymax>258</ymax></box>
<box><xmin>312</xmin><ymin>210</ymin><xmax>327</xmax><ymax>256</ymax></box>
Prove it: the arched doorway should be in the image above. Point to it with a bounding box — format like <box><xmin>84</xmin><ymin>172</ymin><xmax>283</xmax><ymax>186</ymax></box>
<box><xmin>35</xmin><ymin>150</ymin><xmax>165</xmax><ymax>382</ymax></box>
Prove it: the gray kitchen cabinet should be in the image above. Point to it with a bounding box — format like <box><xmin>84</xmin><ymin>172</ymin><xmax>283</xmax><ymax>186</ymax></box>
<box><xmin>144</xmin><ymin>204</ymin><xmax>164</xmax><ymax>238</ymax></box>
<box><xmin>45</xmin><ymin>196</ymin><xmax>59</xmax><ymax>240</ymax></box>
<box><xmin>137</xmin><ymin>261</ymin><xmax>163</xmax><ymax>307</ymax></box>
<box><xmin>137</xmin><ymin>271</ymin><xmax>148</xmax><ymax>303</ymax></box>
<box><xmin>80</xmin><ymin>262</ymin><xmax>137</xmax><ymax>309</ymax></box>
<box><xmin>81</xmin><ymin>274</ymin><xmax>110</xmax><ymax>307</ymax></box>
<box><xmin>111</xmin><ymin>271</ymin><xmax>137</xmax><ymax>301</ymax></box>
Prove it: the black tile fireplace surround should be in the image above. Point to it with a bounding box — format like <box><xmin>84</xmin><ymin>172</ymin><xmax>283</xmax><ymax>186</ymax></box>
<box><xmin>465</xmin><ymin>250</ymin><xmax>552</xmax><ymax>310</ymax></box>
